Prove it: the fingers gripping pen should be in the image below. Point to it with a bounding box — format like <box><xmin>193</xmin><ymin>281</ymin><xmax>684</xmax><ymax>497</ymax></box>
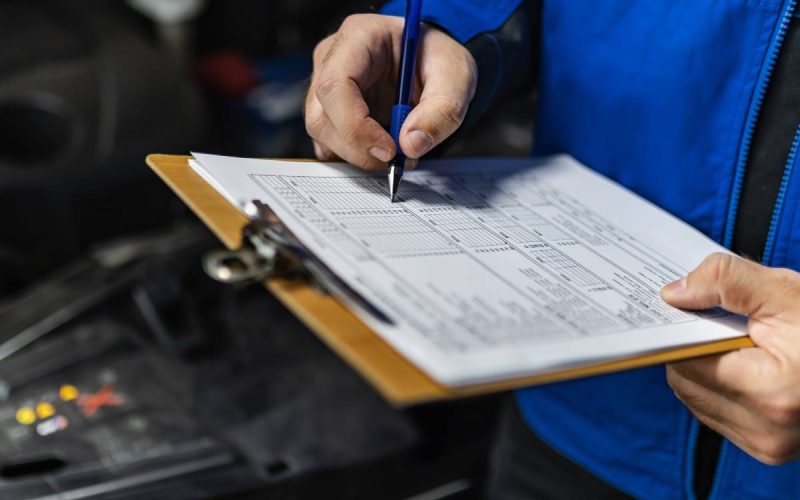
<box><xmin>387</xmin><ymin>0</ymin><xmax>423</xmax><ymax>202</ymax></box>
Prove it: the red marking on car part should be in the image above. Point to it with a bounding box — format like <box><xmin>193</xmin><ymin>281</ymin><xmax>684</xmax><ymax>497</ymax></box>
<box><xmin>76</xmin><ymin>385</ymin><xmax>124</xmax><ymax>416</ymax></box>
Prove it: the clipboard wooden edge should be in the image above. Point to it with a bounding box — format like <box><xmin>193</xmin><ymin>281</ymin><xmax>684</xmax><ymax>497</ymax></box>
<box><xmin>147</xmin><ymin>153</ymin><xmax>755</xmax><ymax>406</ymax></box>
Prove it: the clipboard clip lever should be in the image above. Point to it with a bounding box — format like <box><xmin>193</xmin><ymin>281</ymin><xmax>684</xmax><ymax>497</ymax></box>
<box><xmin>202</xmin><ymin>200</ymin><xmax>331</xmax><ymax>292</ymax></box>
<box><xmin>202</xmin><ymin>200</ymin><xmax>394</xmax><ymax>324</ymax></box>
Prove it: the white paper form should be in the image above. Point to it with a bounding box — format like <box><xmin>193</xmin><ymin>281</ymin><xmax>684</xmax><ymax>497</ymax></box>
<box><xmin>191</xmin><ymin>153</ymin><xmax>747</xmax><ymax>386</ymax></box>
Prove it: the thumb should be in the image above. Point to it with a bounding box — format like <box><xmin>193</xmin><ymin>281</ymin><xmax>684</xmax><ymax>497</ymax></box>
<box><xmin>396</xmin><ymin>25</ymin><xmax>477</xmax><ymax>160</ymax></box>
<box><xmin>399</xmin><ymin>93</ymin><xmax>469</xmax><ymax>160</ymax></box>
<box><xmin>660</xmin><ymin>253</ymin><xmax>772</xmax><ymax>315</ymax></box>
<box><xmin>397</xmin><ymin>35</ymin><xmax>476</xmax><ymax>159</ymax></box>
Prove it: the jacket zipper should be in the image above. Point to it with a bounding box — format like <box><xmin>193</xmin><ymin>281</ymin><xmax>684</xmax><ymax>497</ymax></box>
<box><xmin>722</xmin><ymin>0</ymin><xmax>798</xmax><ymax>248</ymax></box>
<box><xmin>685</xmin><ymin>421</ymin><xmax>700</xmax><ymax>500</ymax></box>
<box><xmin>762</xmin><ymin>124</ymin><xmax>800</xmax><ymax>265</ymax></box>
<box><xmin>694</xmin><ymin>2</ymin><xmax>798</xmax><ymax>499</ymax></box>
<box><xmin>706</xmin><ymin>440</ymin><xmax>729</xmax><ymax>500</ymax></box>
<box><xmin>696</xmin><ymin>128</ymin><xmax>800</xmax><ymax>500</ymax></box>
<box><xmin>685</xmin><ymin>421</ymin><xmax>730</xmax><ymax>500</ymax></box>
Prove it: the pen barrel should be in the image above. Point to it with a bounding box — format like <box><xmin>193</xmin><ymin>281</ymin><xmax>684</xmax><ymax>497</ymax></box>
<box><xmin>390</xmin><ymin>104</ymin><xmax>412</xmax><ymax>159</ymax></box>
<box><xmin>396</xmin><ymin>0</ymin><xmax>422</xmax><ymax>105</ymax></box>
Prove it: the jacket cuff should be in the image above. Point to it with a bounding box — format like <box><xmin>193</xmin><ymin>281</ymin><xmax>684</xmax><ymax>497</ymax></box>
<box><xmin>380</xmin><ymin>0</ymin><xmax>522</xmax><ymax>43</ymax></box>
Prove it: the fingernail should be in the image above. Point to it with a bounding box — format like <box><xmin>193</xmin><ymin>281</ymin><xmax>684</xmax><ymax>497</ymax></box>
<box><xmin>408</xmin><ymin>130</ymin><xmax>433</xmax><ymax>157</ymax></box>
<box><xmin>661</xmin><ymin>278</ymin><xmax>687</xmax><ymax>298</ymax></box>
<box><xmin>406</xmin><ymin>158</ymin><xmax>419</xmax><ymax>170</ymax></box>
<box><xmin>369</xmin><ymin>146</ymin><xmax>393</xmax><ymax>163</ymax></box>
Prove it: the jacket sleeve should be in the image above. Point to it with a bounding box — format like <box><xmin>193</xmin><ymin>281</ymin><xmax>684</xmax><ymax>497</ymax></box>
<box><xmin>380</xmin><ymin>0</ymin><xmax>523</xmax><ymax>43</ymax></box>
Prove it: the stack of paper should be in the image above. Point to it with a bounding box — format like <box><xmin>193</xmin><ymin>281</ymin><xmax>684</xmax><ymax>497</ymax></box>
<box><xmin>190</xmin><ymin>153</ymin><xmax>745</xmax><ymax>387</ymax></box>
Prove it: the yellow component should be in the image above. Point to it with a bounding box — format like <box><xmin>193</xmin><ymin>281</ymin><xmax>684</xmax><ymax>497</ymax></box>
<box><xmin>36</xmin><ymin>402</ymin><xmax>55</xmax><ymax>419</ymax></box>
<box><xmin>59</xmin><ymin>384</ymin><xmax>79</xmax><ymax>402</ymax></box>
<box><xmin>15</xmin><ymin>407</ymin><xmax>36</xmax><ymax>425</ymax></box>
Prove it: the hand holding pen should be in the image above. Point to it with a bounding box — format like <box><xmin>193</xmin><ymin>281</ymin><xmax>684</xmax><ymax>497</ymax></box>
<box><xmin>305</xmin><ymin>8</ymin><xmax>477</xmax><ymax>181</ymax></box>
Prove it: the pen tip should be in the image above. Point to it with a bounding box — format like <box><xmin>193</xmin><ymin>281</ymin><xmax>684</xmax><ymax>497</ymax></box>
<box><xmin>388</xmin><ymin>167</ymin><xmax>397</xmax><ymax>202</ymax></box>
<box><xmin>388</xmin><ymin>160</ymin><xmax>404</xmax><ymax>202</ymax></box>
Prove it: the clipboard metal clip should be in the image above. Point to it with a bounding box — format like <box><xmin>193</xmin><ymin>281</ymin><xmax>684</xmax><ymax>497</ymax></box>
<box><xmin>202</xmin><ymin>200</ymin><xmax>322</xmax><ymax>288</ymax></box>
<box><xmin>202</xmin><ymin>200</ymin><xmax>394</xmax><ymax>324</ymax></box>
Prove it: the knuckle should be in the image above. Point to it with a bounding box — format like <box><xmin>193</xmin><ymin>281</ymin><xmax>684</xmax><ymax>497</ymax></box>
<box><xmin>665</xmin><ymin>366</ymin><xmax>680</xmax><ymax>389</ymax></box>
<box><xmin>340</xmin><ymin>14</ymin><xmax>388</xmax><ymax>48</ymax></box>
<box><xmin>341</xmin><ymin>13</ymin><xmax>369</xmax><ymax>31</ymax></box>
<box><xmin>311</xmin><ymin>35</ymin><xmax>336</xmax><ymax>67</ymax></box>
<box><xmin>757</xmin><ymin>454</ymin><xmax>785</xmax><ymax>467</ymax></box>
<box><xmin>304</xmin><ymin>115</ymin><xmax>321</xmax><ymax>139</ymax></box>
<box><xmin>434</xmin><ymin>97</ymin><xmax>466</xmax><ymax>131</ymax></box>
<box><xmin>704</xmin><ymin>253</ymin><xmax>735</xmax><ymax>282</ymax></box>
<box><xmin>315</xmin><ymin>31</ymin><xmax>347</xmax><ymax>67</ymax></box>
<box><xmin>312</xmin><ymin>141</ymin><xmax>324</xmax><ymax>159</ymax></box>
<box><xmin>304</xmin><ymin>107</ymin><xmax>325</xmax><ymax>138</ymax></box>
<box><xmin>340</xmin><ymin>122</ymin><xmax>363</xmax><ymax>145</ymax></box>
<box><xmin>762</xmin><ymin>397</ymin><xmax>800</xmax><ymax>427</ymax></box>
<box><xmin>464</xmin><ymin>51</ymin><xmax>478</xmax><ymax>78</ymax></box>
<box><xmin>755</xmin><ymin>435</ymin><xmax>798</xmax><ymax>465</ymax></box>
<box><xmin>312</xmin><ymin>36</ymin><xmax>333</xmax><ymax>63</ymax></box>
<box><xmin>454</xmin><ymin>49</ymin><xmax>478</xmax><ymax>91</ymax></box>
<box><xmin>315</xmin><ymin>77</ymin><xmax>340</xmax><ymax>103</ymax></box>
<box><xmin>317</xmin><ymin>148</ymin><xmax>338</xmax><ymax>162</ymax></box>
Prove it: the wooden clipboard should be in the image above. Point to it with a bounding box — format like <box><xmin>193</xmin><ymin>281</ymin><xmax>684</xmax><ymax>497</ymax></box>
<box><xmin>147</xmin><ymin>154</ymin><xmax>755</xmax><ymax>406</ymax></box>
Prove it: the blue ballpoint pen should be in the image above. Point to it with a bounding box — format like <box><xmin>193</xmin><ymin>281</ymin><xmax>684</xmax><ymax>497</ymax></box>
<box><xmin>387</xmin><ymin>0</ymin><xmax>423</xmax><ymax>202</ymax></box>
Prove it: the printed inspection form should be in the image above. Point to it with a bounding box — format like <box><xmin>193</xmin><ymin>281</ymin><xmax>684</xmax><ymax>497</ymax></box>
<box><xmin>190</xmin><ymin>153</ymin><xmax>747</xmax><ymax>387</ymax></box>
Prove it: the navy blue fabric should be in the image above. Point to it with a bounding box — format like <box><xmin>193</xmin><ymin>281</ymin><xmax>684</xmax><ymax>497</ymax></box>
<box><xmin>379</xmin><ymin>1</ymin><xmax>800</xmax><ymax>497</ymax></box>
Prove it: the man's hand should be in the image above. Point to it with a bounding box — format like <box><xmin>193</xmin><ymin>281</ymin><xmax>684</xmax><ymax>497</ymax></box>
<box><xmin>661</xmin><ymin>253</ymin><xmax>800</xmax><ymax>465</ymax></box>
<box><xmin>306</xmin><ymin>14</ymin><xmax>477</xmax><ymax>170</ymax></box>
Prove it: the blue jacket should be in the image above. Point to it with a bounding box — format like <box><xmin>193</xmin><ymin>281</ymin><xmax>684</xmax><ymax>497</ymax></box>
<box><xmin>382</xmin><ymin>0</ymin><xmax>800</xmax><ymax>498</ymax></box>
